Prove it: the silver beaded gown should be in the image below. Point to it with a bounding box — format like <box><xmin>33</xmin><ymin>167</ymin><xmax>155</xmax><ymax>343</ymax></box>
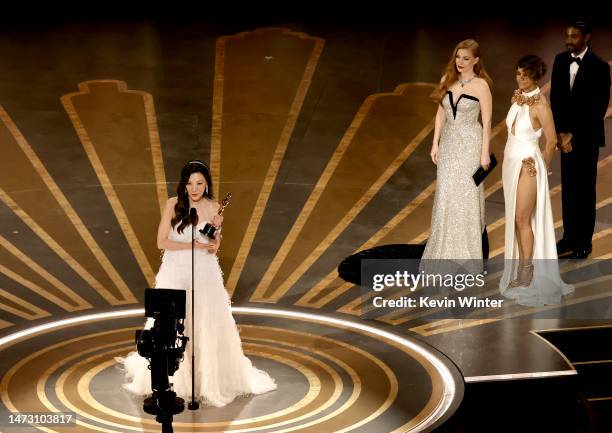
<box><xmin>421</xmin><ymin>90</ymin><xmax>485</xmax><ymax>274</ymax></box>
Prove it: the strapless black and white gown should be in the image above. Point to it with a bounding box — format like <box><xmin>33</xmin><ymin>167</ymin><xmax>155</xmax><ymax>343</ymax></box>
<box><xmin>421</xmin><ymin>90</ymin><xmax>485</xmax><ymax>275</ymax></box>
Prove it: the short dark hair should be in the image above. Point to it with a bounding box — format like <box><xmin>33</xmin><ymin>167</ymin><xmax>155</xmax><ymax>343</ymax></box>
<box><xmin>569</xmin><ymin>19</ymin><xmax>592</xmax><ymax>35</ymax></box>
<box><xmin>517</xmin><ymin>54</ymin><xmax>547</xmax><ymax>81</ymax></box>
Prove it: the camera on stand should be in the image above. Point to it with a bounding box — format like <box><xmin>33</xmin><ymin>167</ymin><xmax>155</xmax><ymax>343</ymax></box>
<box><xmin>135</xmin><ymin>288</ymin><xmax>188</xmax><ymax>433</ymax></box>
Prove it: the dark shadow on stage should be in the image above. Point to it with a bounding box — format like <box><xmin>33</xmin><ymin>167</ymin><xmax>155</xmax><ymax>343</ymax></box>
<box><xmin>338</xmin><ymin>226</ymin><xmax>489</xmax><ymax>285</ymax></box>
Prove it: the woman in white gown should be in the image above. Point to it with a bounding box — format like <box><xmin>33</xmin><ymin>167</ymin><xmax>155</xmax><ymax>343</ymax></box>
<box><xmin>500</xmin><ymin>55</ymin><xmax>574</xmax><ymax>306</ymax></box>
<box><xmin>117</xmin><ymin>160</ymin><xmax>276</xmax><ymax>407</ymax></box>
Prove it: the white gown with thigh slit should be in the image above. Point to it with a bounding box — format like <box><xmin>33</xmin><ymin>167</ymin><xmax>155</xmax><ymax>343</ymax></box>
<box><xmin>116</xmin><ymin>221</ymin><xmax>276</xmax><ymax>407</ymax></box>
<box><xmin>499</xmin><ymin>87</ymin><xmax>574</xmax><ymax>306</ymax></box>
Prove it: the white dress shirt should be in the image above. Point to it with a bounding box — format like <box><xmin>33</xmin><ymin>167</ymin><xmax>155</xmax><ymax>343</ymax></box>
<box><xmin>569</xmin><ymin>47</ymin><xmax>588</xmax><ymax>90</ymax></box>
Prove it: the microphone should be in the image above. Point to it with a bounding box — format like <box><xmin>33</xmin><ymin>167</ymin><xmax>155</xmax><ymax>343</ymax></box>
<box><xmin>188</xmin><ymin>206</ymin><xmax>199</xmax><ymax>410</ymax></box>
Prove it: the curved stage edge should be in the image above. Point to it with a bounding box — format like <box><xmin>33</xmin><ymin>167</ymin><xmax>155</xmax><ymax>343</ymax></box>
<box><xmin>0</xmin><ymin>306</ymin><xmax>464</xmax><ymax>433</ymax></box>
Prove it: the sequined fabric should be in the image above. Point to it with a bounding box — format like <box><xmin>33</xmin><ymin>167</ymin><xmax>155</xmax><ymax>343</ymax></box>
<box><xmin>421</xmin><ymin>92</ymin><xmax>485</xmax><ymax>274</ymax></box>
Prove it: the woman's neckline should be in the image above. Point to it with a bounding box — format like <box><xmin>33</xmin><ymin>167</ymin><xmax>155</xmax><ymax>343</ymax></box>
<box><xmin>188</xmin><ymin>197</ymin><xmax>214</xmax><ymax>207</ymax></box>
<box><xmin>521</xmin><ymin>87</ymin><xmax>540</xmax><ymax>97</ymax></box>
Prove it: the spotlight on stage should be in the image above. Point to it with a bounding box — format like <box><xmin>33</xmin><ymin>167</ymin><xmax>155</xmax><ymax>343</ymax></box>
<box><xmin>136</xmin><ymin>289</ymin><xmax>188</xmax><ymax>433</ymax></box>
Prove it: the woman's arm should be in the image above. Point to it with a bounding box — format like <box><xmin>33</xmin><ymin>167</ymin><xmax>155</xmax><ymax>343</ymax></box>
<box><xmin>157</xmin><ymin>198</ymin><xmax>206</xmax><ymax>251</ymax></box>
<box><xmin>205</xmin><ymin>235</ymin><xmax>221</xmax><ymax>254</ymax></box>
<box><xmin>478</xmin><ymin>80</ymin><xmax>493</xmax><ymax>169</ymax></box>
<box><xmin>534</xmin><ymin>98</ymin><xmax>558</xmax><ymax>170</ymax></box>
<box><xmin>431</xmin><ymin>104</ymin><xmax>447</xmax><ymax>164</ymax></box>
<box><xmin>205</xmin><ymin>202</ymin><xmax>223</xmax><ymax>254</ymax></box>
<box><xmin>211</xmin><ymin>201</ymin><xmax>224</xmax><ymax>227</ymax></box>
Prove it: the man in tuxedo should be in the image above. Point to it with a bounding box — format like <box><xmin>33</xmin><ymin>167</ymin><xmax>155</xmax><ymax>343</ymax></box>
<box><xmin>551</xmin><ymin>20</ymin><xmax>611</xmax><ymax>259</ymax></box>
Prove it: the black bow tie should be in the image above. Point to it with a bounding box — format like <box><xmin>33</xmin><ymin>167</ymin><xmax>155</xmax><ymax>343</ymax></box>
<box><xmin>570</xmin><ymin>57</ymin><xmax>582</xmax><ymax>65</ymax></box>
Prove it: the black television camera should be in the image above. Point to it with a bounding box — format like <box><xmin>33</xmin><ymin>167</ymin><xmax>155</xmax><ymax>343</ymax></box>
<box><xmin>135</xmin><ymin>289</ymin><xmax>188</xmax><ymax>433</ymax></box>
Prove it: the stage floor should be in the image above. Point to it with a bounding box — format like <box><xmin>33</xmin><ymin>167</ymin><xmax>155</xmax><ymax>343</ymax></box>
<box><xmin>0</xmin><ymin>16</ymin><xmax>611</xmax><ymax>432</ymax></box>
<box><xmin>0</xmin><ymin>307</ymin><xmax>463</xmax><ymax>432</ymax></box>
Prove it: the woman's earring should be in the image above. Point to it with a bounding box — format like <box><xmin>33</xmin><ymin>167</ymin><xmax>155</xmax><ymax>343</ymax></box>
<box><xmin>205</xmin><ymin>187</ymin><xmax>208</xmax><ymax>195</ymax></box>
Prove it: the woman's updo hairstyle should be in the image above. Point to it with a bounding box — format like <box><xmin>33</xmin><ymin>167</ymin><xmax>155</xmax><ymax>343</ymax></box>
<box><xmin>517</xmin><ymin>54</ymin><xmax>547</xmax><ymax>81</ymax></box>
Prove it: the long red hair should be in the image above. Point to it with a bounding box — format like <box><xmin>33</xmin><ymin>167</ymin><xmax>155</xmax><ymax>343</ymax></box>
<box><xmin>432</xmin><ymin>39</ymin><xmax>493</xmax><ymax>103</ymax></box>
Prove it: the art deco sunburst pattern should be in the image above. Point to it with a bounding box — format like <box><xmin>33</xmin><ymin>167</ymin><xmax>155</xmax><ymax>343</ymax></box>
<box><xmin>0</xmin><ymin>27</ymin><xmax>610</xmax><ymax>340</ymax></box>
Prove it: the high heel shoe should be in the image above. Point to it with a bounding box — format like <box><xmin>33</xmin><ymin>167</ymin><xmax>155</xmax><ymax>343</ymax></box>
<box><xmin>508</xmin><ymin>263</ymin><xmax>534</xmax><ymax>288</ymax></box>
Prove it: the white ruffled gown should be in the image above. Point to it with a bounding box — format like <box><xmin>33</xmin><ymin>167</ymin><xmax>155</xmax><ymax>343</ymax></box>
<box><xmin>499</xmin><ymin>87</ymin><xmax>574</xmax><ymax>306</ymax></box>
<box><xmin>117</xmin><ymin>221</ymin><xmax>276</xmax><ymax>407</ymax></box>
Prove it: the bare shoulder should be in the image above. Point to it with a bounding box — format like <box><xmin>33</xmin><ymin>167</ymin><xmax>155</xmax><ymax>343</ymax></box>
<box><xmin>164</xmin><ymin>197</ymin><xmax>178</xmax><ymax>212</ymax></box>
<box><xmin>531</xmin><ymin>95</ymin><xmax>553</xmax><ymax>121</ymax></box>
<box><xmin>538</xmin><ymin>93</ymin><xmax>550</xmax><ymax>106</ymax></box>
<box><xmin>210</xmin><ymin>199</ymin><xmax>221</xmax><ymax>213</ymax></box>
<box><xmin>473</xmin><ymin>77</ymin><xmax>491</xmax><ymax>94</ymax></box>
<box><xmin>534</xmin><ymin>94</ymin><xmax>551</xmax><ymax>111</ymax></box>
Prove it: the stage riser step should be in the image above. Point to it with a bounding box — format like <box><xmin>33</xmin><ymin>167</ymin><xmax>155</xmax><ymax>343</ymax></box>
<box><xmin>575</xmin><ymin>362</ymin><xmax>612</xmax><ymax>399</ymax></box>
<box><xmin>587</xmin><ymin>399</ymin><xmax>612</xmax><ymax>433</ymax></box>
<box><xmin>539</xmin><ymin>328</ymin><xmax>612</xmax><ymax>362</ymax></box>
<box><xmin>445</xmin><ymin>377</ymin><xmax>581</xmax><ymax>433</ymax></box>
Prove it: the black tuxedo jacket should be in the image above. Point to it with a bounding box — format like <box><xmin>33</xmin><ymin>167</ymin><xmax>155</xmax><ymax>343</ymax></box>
<box><xmin>550</xmin><ymin>49</ymin><xmax>610</xmax><ymax>147</ymax></box>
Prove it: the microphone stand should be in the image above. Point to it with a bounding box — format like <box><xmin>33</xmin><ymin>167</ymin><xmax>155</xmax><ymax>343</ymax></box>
<box><xmin>188</xmin><ymin>208</ymin><xmax>199</xmax><ymax>411</ymax></box>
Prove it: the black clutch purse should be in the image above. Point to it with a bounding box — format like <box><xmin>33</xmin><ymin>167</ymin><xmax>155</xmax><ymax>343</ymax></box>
<box><xmin>472</xmin><ymin>153</ymin><xmax>497</xmax><ymax>186</ymax></box>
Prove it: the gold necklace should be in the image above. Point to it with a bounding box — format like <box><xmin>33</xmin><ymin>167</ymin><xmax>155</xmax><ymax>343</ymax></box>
<box><xmin>511</xmin><ymin>89</ymin><xmax>540</xmax><ymax>106</ymax></box>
